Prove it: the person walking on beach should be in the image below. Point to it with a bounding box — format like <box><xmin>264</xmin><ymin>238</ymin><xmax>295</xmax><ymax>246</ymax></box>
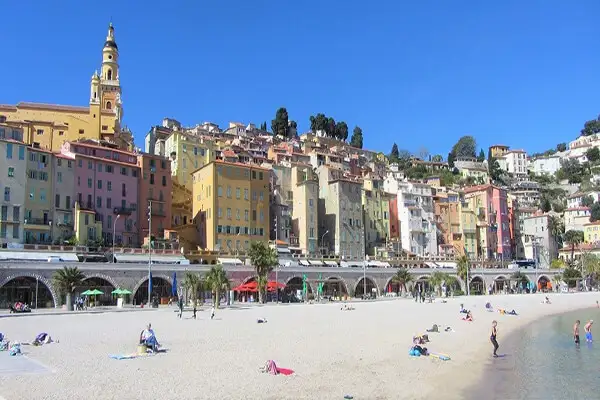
<box><xmin>192</xmin><ymin>302</ymin><xmax>197</xmax><ymax>320</ymax></box>
<box><xmin>178</xmin><ymin>296</ymin><xmax>184</xmax><ymax>319</ymax></box>
<box><xmin>574</xmin><ymin>320</ymin><xmax>581</xmax><ymax>346</ymax></box>
<box><xmin>490</xmin><ymin>320</ymin><xmax>499</xmax><ymax>357</ymax></box>
<box><xmin>585</xmin><ymin>320</ymin><xmax>594</xmax><ymax>342</ymax></box>
<box><xmin>210</xmin><ymin>306</ymin><xmax>215</xmax><ymax>320</ymax></box>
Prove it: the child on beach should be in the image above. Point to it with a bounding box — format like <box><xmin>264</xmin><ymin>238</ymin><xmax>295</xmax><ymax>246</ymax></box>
<box><xmin>585</xmin><ymin>320</ymin><xmax>593</xmax><ymax>342</ymax></box>
<box><xmin>574</xmin><ymin>320</ymin><xmax>580</xmax><ymax>346</ymax></box>
<box><xmin>490</xmin><ymin>321</ymin><xmax>499</xmax><ymax>357</ymax></box>
<box><xmin>210</xmin><ymin>306</ymin><xmax>215</xmax><ymax>320</ymax></box>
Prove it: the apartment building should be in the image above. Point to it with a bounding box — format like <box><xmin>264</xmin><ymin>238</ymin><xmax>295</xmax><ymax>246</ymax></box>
<box><xmin>523</xmin><ymin>213</ymin><xmax>558</xmax><ymax>268</ymax></box>
<box><xmin>52</xmin><ymin>154</ymin><xmax>75</xmax><ymax>243</ymax></box>
<box><xmin>192</xmin><ymin>160</ymin><xmax>270</xmax><ymax>252</ymax></box>
<box><xmin>433</xmin><ymin>189</ymin><xmax>462</xmax><ymax>256</ymax></box>
<box><xmin>137</xmin><ymin>153</ymin><xmax>172</xmax><ymax>241</ymax></box>
<box><xmin>529</xmin><ymin>155</ymin><xmax>561</xmax><ymax>176</ymax></box>
<box><xmin>498</xmin><ymin>150</ymin><xmax>528</xmax><ymax>177</ymax></box>
<box><xmin>362</xmin><ymin>174</ymin><xmax>390</xmax><ymax>256</ymax></box>
<box><xmin>291</xmin><ymin>165</ymin><xmax>319</xmax><ymax>255</ymax></box>
<box><xmin>317</xmin><ymin>166</ymin><xmax>365</xmax><ymax>260</ymax></box>
<box><xmin>61</xmin><ymin>141</ymin><xmax>140</xmax><ymax>246</ymax></box>
<box><xmin>460</xmin><ymin>199</ymin><xmax>478</xmax><ymax>258</ymax></box>
<box><xmin>0</xmin><ymin>125</ymin><xmax>26</xmax><ymax>246</ymax></box>
<box><xmin>565</xmin><ymin>207</ymin><xmax>591</xmax><ymax>232</ymax></box>
<box><xmin>24</xmin><ymin>147</ymin><xmax>54</xmax><ymax>244</ymax></box>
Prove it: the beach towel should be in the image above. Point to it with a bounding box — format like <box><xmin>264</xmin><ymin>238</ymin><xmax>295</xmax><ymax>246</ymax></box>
<box><xmin>429</xmin><ymin>352</ymin><xmax>451</xmax><ymax>361</ymax></box>
<box><xmin>260</xmin><ymin>360</ymin><xmax>294</xmax><ymax>376</ymax></box>
<box><xmin>426</xmin><ymin>324</ymin><xmax>439</xmax><ymax>333</ymax></box>
<box><xmin>109</xmin><ymin>354</ymin><xmax>143</xmax><ymax>360</ymax></box>
<box><xmin>9</xmin><ymin>343</ymin><xmax>21</xmax><ymax>356</ymax></box>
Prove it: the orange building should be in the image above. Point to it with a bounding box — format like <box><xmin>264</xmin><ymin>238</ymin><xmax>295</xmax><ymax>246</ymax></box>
<box><xmin>137</xmin><ymin>153</ymin><xmax>172</xmax><ymax>241</ymax></box>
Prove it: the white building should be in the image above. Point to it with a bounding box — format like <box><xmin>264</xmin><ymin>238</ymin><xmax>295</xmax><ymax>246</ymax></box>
<box><xmin>567</xmin><ymin>191</ymin><xmax>600</xmax><ymax>209</ymax></box>
<box><xmin>499</xmin><ymin>150</ymin><xmax>528</xmax><ymax>176</ymax></box>
<box><xmin>522</xmin><ymin>213</ymin><xmax>558</xmax><ymax>269</ymax></box>
<box><xmin>529</xmin><ymin>155</ymin><xmax>561</xmax><ymax>176</ymax></box>
<box><xmin>383</xmin><ymin>175</ymin><xmax>437</xmax><ymax>256</ymax></box>
<box><xmin>564</xmin><ymin>207</ymin><xmax>591</xmax><ymax>232</ymax></box>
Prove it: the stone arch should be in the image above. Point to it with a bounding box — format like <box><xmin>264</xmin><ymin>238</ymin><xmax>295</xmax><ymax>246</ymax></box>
<box><xmin>354</xmin><ymin>276</ymin><xmax>379</xmax><ymax>298</ymax></box>
<box><xmin>82</xmin><ymin>273</ymin><xmax>119</xmax><ymax>289</ymax></box>
<box><xmin>469</xmin><ymin>275</ymin><xmax>485</xmax><ymax>295</ymax></box>
<box><xmin>414</xmin><ymin>275</ymin><xmax>431</xmax><ymax>292</ymax></box>
<box><xmin>0</xmin><ymin>272</ymin><xmax>58</xmax><ymax>308</ymax></box>
<box><xmin>284</xmin><ymin>276</ymin><xmax>314</xmax><ymax>294</ymax></box>
<box><xmin>242</xmin><ymin>276</ymin><xmax>258</xmax><ymax>285</ymax></box>
<box><xmin>322</xmin><ymin>276</ymin><xmax>349</xmax><ymax>297</ymax></box>
<box><xmin>537</xmin><ymin>275</ymin><xmax>551</xmax><ymax>290</ymax></box>
<box><xmin>493</xmin><ymin>275</ymin><xmax>508</xmax><ymax>292</ymax></box>
<box><xmin>132</xmin><ymin>274</ymin><xmax>173</xmax><ymax>304</ymax></box>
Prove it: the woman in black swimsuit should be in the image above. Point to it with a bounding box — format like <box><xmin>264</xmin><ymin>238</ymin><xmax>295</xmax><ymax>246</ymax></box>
<box><xmin>490</xmin><ymin>320</ymin><xmax>499</xmax><ymax>357</ymax></box>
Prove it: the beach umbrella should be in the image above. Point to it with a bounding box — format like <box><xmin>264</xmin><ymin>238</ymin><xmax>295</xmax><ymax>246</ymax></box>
<box><xmin>111</xmin><ymin>288</ymin><xmax>124</xmax><ymax>295</ymax></box>
<box><xmin>88</xmin><ymin>289</ymin><xmax>103</xmax><ymax>306</ymax></box>
<box><xmin>119</xmin><ymin>289</ymin><xmax>132</xmax><ymax>295</ymax></box>
<box><xmin>172</xmin><ymin>272</ymin><xmax>178</xmax><ymax>297</ymax></box>
<box><xmin>81</xmin><ymin>289</ymin><xmax>93</xmax><ymax>296</ymax></box>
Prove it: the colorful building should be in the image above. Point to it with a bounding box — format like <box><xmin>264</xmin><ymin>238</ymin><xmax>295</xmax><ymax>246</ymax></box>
<box><xmin>0</xmin><ymin>124</ymin><xmax>26</xmax><ymax>246</ymax></box>
<box><xmin>52</xmin><ymin>154</ymin><xmax>76</xmax><ymax>243</ymax></box>
<box><xmin>192</xmin><ymin>160</ymin><xmax>270</xmax><ymax>252</ymax></box>
<box><xmin>433</xmin><ymin>189</ymin><xmax>462</xmax><ymax>256</ymax></box>
<box><xmin>137</xmin><ymin>153</ymin><xmax>173</xmax><ymax>242</ymax></box>
<box><xmin>61</xmin><ymin>141</ymin><xmax>140</xmax><ymax>246</ymax></box>
<box><xmin>24</xmin><ymin>147</ymin><xmax>54</xmax><ymax>244</ymax></box>
<box><xmin>0</xmin><ymin>24</ymin><xmax>132</xmax><ymax>151</ymax></box>
<box><xmin>362</xmin><ymin>174</ymin><xmax>390</xmax><ymax>256</ymax></box>
<box><xmin>460</xmin><ymin>200</ymin><xmax>478</xmax><ymax>258</ymax></box>
<box><xmin>290</xmin><ymin>165</ymin><xmax>319</xmax><ymax>255</ymax></box>
<box><xmin>584</xmin><ymin>221</ymin><xmax>600</xmax><ymax>244</ymax></box>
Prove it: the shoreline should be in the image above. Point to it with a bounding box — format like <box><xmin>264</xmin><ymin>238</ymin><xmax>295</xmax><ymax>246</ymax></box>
<box><xmin>430</xmin><ymin>292</ymin><xmax>599</xmax><ymax>399</ymax></box>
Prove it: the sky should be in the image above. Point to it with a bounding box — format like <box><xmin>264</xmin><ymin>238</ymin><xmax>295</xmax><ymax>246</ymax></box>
<box><xmin>2</xmin><ymin>1</ymin><xmax>600</xmax><ymax>157</ymax></box>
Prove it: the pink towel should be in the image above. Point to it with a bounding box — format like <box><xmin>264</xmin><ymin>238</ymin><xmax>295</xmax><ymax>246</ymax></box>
<box><xmin>265</xmin><ymin>360</ymin><xmax>294</xmax><ymax>376</ymax></box>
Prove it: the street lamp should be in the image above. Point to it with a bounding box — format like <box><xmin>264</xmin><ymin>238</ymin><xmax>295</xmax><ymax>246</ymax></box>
<box><xmin>321</xmin><ymin>230</ymin><xmax>329</xmax><ymax>257</ymax></box>
<box><xmin>112</xmin><ymin>214</ymin><xmax>121</xmax><ymax>263</ymax></box>
<box><xmin>364</xmin><ymin>254</ymin><xmax>369</xmax><ymax>299</ymax></box>
<box><xmin>48</xmin><ymin>220</ymin><xmax>52</xmax><ymax>244</ymax></box>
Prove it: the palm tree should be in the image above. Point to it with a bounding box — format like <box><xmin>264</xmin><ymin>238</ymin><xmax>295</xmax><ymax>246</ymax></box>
<box><xmin>391</xmin><ymin>268</ymin><xmax>413</xmax><ymax>295</ymax></box>
<box><xmin>430</xmin><ymin>271</ymin><xmax>448</xmax><ymax>296</ymax></box>
<box><xmin>563</xmin><ymin>230</ymin><xmax>584</xmax><ymax>264</ymax></box>
<box><xmin>182</xmin><ymin>272</ymin><xmax>203</xmax><ymax>308</ymax></box>
<box><xmin>53</xmin><ymin>266</ymin><xmax>85</xmax><ymax>311</ymax></box>
<box><xmin>247</xmin><ymin>241</ymin><xmax>278</xmax><ymax>303</ymax></box>
<box><xmin>205</xmin><ymin>265</ymin><xmax>230</xmax><ymax>308</ymax></box>
<box><xmin>548</xmin><ymin>215</ymin><xmax>564</xmax><ymax>249</ymax></box>
<box><xmin>444</xmin><ymin>275</ymin><xmax>460</xmax><ymax>294</ymax></box>
<box><xmin>456</xmin><ymin>255</ymin><xmax>470</xmax><ymax>292</ymax></box>
<box><xmin>552</xmin><ymin>274</ymin><xmax>563</xmax><ymax>291</ymax></box>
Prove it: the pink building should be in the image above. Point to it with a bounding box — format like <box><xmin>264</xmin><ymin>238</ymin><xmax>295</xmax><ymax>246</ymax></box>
<box><xmin>61</xmin><ymin>141</ymin><xmax>140</xmax><ymax>246</ymax></box>
<box><xmin>464</xmin><ymin>184</ymin><xmax>511</xmax><ymax>260</ymax></box>
<box><xmin>137</xmin><ymin>153</ymin><xmax>172</xmax><ymax>242</ymax></box>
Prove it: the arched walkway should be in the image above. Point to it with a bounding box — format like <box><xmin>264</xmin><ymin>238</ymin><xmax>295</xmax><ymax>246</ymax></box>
<box><xmin>470</xmin><ymin>276</ymin><xmax>484</xmax><ymax>295</ymax></box>
<box><xmin>322</xmin><ymin>277</ymin><xmax>348</xmax><ymax>299</ymax></box>
<box><xmin>494</xmin><ymin>276</ymin><xmax>508</xmax><ymax>293</ymax></box>
<box><xmin>133</xmin><ymin>276</ymin><xmax>172</xmax><ymax>305</ymax></box>
<box><xmin>537</xmin><ymin>275</ymin><xmax>551</xmax><ymax>292</ymax></box>
<box><xmin>75</xmin><ymin>277</ymin><xmax>116</xmax><ymax>306</ymax></box>
<box><xmin>415</xmin><ymin>276</ymin><xmax>431</xmax><ymax>292</ymax></box>
<box><xmin>354</xmin><ymin>277</ymin><xmax>379</xmax><ymax>298</ymax></box>
<box><xmin>283</xmin><ymin>276</ymin><xmax>312</xmax><ymax>303</ymax></box>
<box><xmin>0</xmin><ymin>274</ymin><xmax>57</xmax><ymax>308</ymax></box>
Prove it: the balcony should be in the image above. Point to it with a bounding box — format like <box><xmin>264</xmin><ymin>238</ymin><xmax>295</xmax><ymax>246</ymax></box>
<box><xmin>462</xmin><ymin>226</ymin><xmax>476</xmax><ymax>234</ymax></box>
<box><xmin>150</xmin><ymin>209</ymin><xmax>166</xmax><ymax>217</ymax></box>
<box><xmin>0</xmin><ymin>215</ymin><xmax>20</xmax><ymax>224</ymax></box>
<box><xmin>24</xmin><ymin>218</ymin><xmax>51</xmax><ymax>230</ymax></box>
<box><xmin>113</xmin><ymin>207</ymin><xmax>133</xmax><ymax>215</ymax></box>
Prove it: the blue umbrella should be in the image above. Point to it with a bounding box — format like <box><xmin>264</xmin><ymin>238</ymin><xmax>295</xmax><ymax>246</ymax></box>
<box><xmin>172</xmin><ymin>272</ymin><xmax>177</xmax><ymax>297</ymax></box>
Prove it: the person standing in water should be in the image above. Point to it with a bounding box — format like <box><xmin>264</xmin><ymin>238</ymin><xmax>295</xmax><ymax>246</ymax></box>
<box><xmin>490</xmin><ymin>320</ymin><xmax>499</xmax><ymax>357</ymax></box>
<box><xmin>585</xmin><ymin>320</ymin><xmax>594</xmax><ymax>342</ymax></box>
<box><xmin>574</xmin><ymin>320</ymin><xmax>580</xmax><ymax>346</ymax></box>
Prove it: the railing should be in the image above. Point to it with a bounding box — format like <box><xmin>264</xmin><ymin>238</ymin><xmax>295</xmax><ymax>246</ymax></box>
<box><xmin>113</xmin><ymin>207</ymin><xmax>133</xmax><ymax>215</ymax></box>
<box><xmin>24</xmin><ymin>218</ymin><xmax>49</xmax><ymax>226</ymax></box>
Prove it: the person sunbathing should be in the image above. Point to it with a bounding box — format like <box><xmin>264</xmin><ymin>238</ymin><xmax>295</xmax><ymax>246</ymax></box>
<box><xmin>140</xmin><ymin>323</ymin><xmax>160</xmax><ymax>352</ymax></box>
<box><xmin>462</xmin><ymin>311</ymin><xmax>473</xmax><ymax>321</ymax></box>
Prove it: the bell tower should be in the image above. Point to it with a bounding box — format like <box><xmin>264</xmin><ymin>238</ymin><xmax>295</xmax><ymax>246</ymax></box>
<box><xmin>90</xmin><ymin>23</ymin><xmax>128</xmax><ymax>146</ymax></box>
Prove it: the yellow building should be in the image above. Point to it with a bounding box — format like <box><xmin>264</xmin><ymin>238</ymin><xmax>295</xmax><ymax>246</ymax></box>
<box><xmin>460</xmin><ymin>200</ymin><xmax>478</xmax><ymax>258</ymax></box>
<box><xmin>166</xmin><ymin>131</ymin><xmax>214</xmax><ymax>190</ymax></box>
<box><xmin>192</xmin><ymin>160</ymin><xmax>270</xmax><ymax>252</ymax></box>
<box><xmin>73</xmin><ymin>202</ymin><xmax>102</xmax><ymax>245</ymax></box>
<box><xmin>489</xmin><ymin>145</ymin><xmax>509</xmax><ymax>158</ymax></box>
<box><xmin>0</xmin><ymin>23</ymin><xmax>132</xmax><ymax>151</ymax></box>
<box><xmin>24</xmin><ymin>148</ymin><xmax>54</xmax><ymax>244</ymax></box>
<box><xmin>362</xmin><ymin>175</ymin><xmax>390</xmax><ymax>256</ymax></box>
<box><xmin>584</xmin><ymin>221</ymin><xmax>600</xmax><ymax>244</ymax></box>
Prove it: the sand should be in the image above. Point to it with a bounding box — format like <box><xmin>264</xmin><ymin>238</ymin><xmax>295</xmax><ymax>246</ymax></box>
<box><xmin>0</xmin><ymin>292</ymin><xmax>597</xmax><ymax>400</ymax></box>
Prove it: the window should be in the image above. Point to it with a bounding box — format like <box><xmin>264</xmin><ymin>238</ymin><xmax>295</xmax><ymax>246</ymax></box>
<box><xmin>236</xmin><ymin>209</ymin><xmax>240</xmax><ymax>220</ymax></box>
<box><xmin>96</xmin><ymin>196</ymin><xmax>102</xmax><ymax>208</ymax></box>
<box><xmin>65</xmin><ymin>196</ymin><xmax>71</xmax><ymax>209</ymax></box>
<box><xmin>78</xmin><ymin>159</ymin><xmax>82</xmax><ymax>167</ymax></box>
<box><xmin>107</xmin><ymin>215</ymin><xmax>112</xmax><ymax>229</ymax></box>
<box><xmin>98</xmin><ymin>180</ymin><xmax>102</xmax><ymax>189</ymax></box>
<box><xmin>6</xmin><ymin>143</ymin><xmax>12</xmax><ymax>159</ymax></box>
<box><xmin>252</xmin><ymin>171</ymin><xmax>257</xmax><ymax>179</ymax></box>
<box><xmin>87</xmin><ymin>178</ymin><xmax>92</xmax><ymax>188</ymax></box>
<box><xmin>132</xmin><ymin>169</ymin><xmax>138</xmax><ymax>178</ymax></box>
<box><xmin>40</xmin><ymin>189</ymin><xmax>46</xmax><ymax>201</ymax></box>
<box><xmin>106</xmin><ymin>165</ymin><xmax>113</xmax><ymax>173</ymax></box>
<box><xmin>85</xmin><ymin>214</ymin><xmax>89</xmax><ymax>225</ymax></box>
<box><xmin>150</xmin><ymin>174</ymin><xmax>155</xmax><ymax>184</ymax></box>
<box><xmin>77</xmin><ymin>176</ymin><xmax>81</xmax><ymax>186</ymax></box>
<box><xmin>7</xmin><ymin>167</ymin><xmax>14</xmax><ymax>177</ymax></box>
<box><xmin>161</xmin><ymin>160</ymin><xmax>166</xmax><ymax>169</ymax></box>
<box><xmin>259</xmin><ymin>172</ymin><xmax>263</xmax><ymax>180</ymax></box>
<box><xmin>58</xmin><ymin>130</ymin><xmax>64</xmax><ymax>136</ymax></box>
<box><xmin>227</xmin><ymin>186</ymin><xmax>232</xmax><ymax>198</ymax></box>
<box><xmin>245</xmin><ymin>210</ymin><xmax>249</xmax><ymax>221</ymax></box>
<box><xmin>12</xmin><ymin>224</ymin><xmax>18</xmax><ymax>239</ymax></box>
<box><xmin>252</xmin><ymin>210</ymin><xmax>257</xmax><ymax>221</ymax></box>
<box><xmin>121</xmin><ymin>167</ymin><xmax>127</xmax><ymax>175</ymax></box>
<box><xmin>98</xmin><ymin>163</ymin><xmax>103</xmax><ymax>172</ymax></box>
<box><xmin>122</xmin><ymin>183</ymin><xmax>126</xmax><ymax>197</ymax></box>
<box><xmin>107</xmin><ymin>181</ymin><xmax>112</xmax><ymax>191</ymax></box>
<box><xmin>162</xmin><ymin>176</ymin><xmax>166</xmax><ymax>186</ymax></box>
<box><xmin>260</xmin><ymin>210</ymin><xmax>264</xmax><ymax>222</ymax></box>
<box><xmin>227</xmin><ymin>208</ymin><xmax>232</xmax><ymax>219</ymax></box>
<box><xmin>244</xmin><ymin>189</ymin><xmax>249</xmax><ymax>200</ymax></box>
<box><xmin>101</xmin><ymin>125</ymin><xmax>108</xmax><ymax>131</ymax></box>
<box><xmin>36</xmin><ymin>129</ymin><xmax>44</xmax><ymax>136</ymax></box>
<box><xmin>217</xmin><ymin>186</ymin><xmax>223</xmax><ymax>197</ymax></box>
<box><xmin>88</xmin><ymin>160</ymin><xmax>93</xmax><ymax>169</ymax></box>
<box><xmin>218</xmin><ymin>208</ymin><xmax>222</xmax><ymax>218</ymax></box>
<box><xmin>259</xmin><ymin>192</ymin><xmax>264</xmax><ymax>201</ymax></box>
<box><xmin>18</xmin><ymin>146</ymin><xmax>24</xmax><ymax>160</ymax></box>
<box><xmin>106</xmin><ymin>101</ymin><xmax>112</xmax><ymax>110</ymax></box>
<box><xmin>55</xmin><ymin>194</ymin><xmax>60</xmax><ymax>208</ymax></box>
<box><xmin>252</xmin><ymin>191</ymin><xmax>257</xmax><ymax>201</ymax></box>
<box><xmin>57</xmin><ymin>171</ymin><xmax>62</xmax><ymax>183</ymax></box>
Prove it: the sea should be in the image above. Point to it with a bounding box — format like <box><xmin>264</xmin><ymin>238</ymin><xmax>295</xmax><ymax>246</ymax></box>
<box><xmin>466</xmin><ymin>307</ymin><xmax>600</xmax><ymax>400</ymax></box>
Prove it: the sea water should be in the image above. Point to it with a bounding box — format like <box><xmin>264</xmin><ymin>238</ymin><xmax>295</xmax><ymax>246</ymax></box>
<box><xmin>467</xmin><ymin>307</ymin><xmax>600</xmax><ymax>400</ymax></box>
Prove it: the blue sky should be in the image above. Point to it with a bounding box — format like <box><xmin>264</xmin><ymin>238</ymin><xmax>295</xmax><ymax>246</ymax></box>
<box><xmin>2</xmin><ymin>1</ymin><xmax>600</xmax><ymax>157</ymax></box>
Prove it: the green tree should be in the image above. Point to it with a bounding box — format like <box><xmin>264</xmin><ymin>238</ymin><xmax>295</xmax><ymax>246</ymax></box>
<box><xmin>182</xmin><ymin>272</ymin><xmax>203</xmax><ymax>307</ymax></box>
<box><xmin>288</xmin><ymin>120</ymin><xmax>298</xmax><ymax>137</ymax></box>
<box><xmin>391</xmin><ymin>268</ymin><xmax>413</xmax><ymax>294</ymax></box>
<box><xmin>432</xmin><ymin>154</ymin><xmax>443</xmax><ymax>163</ymax></box>
<box><xmin>580</xmin><ymin>115</ymin><xmax>600</xmax><ymax>137</ymax></box>
<box><xmin>477</xmin><ymin>149</ymin><xmax>485</xmax><ymax>162</ymax></box>
<box><xmin>325</xmin><ymin>117</ymin><xmax>336</xmax><ymax>137</ymax></box>
<box><xmin>548</xmin><ymin>215</ymin><xmax>565</xmax><ymax>249</ymax></box>
<box><xmin>582</xmin><ymin>195</ymin><xmax>595</xmax><ymax>208</ymax></box>
<box><xmin>586</xmin><ymin>147</ymin><xmax>600</xmax><ymax>163</ymax></box>
<box><xmin>591</xmin><ymin>202</ymin><xmax>600</xmax><ymax>222</ymax></box>
<box><xmin>390</xmin><ymin>143</ymin><xmax>400</xmax><ymax>163</ymax></box>
<box><xmin>205</xmin><ymin>265</ymin><xmax>230</xmax><ymax>309</ymax></box>
<box><xmin>563</xmin><ymin>230</ymin><xmax>585</xmax><ymax>262</ymax></box>
<box><xmin>550</xmin><ymin>259</ymin><xmax>565</xmax><ymax>269</ymax></box>
<box><xmin>581</xmin><ymin>253</ymin><xmax>600</xmax><ymax>279</ymax></box>
<box><xmin>562</xmin><ymin>267</ymin><xmax>582</xmax><ymax>288</ymax></box>
<box><xmin>53</xmin><ymin>266</ymin><xmax>86</xmax><ymax>311</ymax></box>
<box><xmin>558</xmin><ymin>159</ymin><xmax>584</xmax><ymax>184</ymax></box>
<box><xmin>556</xmin><ymin>142</ymin><xmax>567</xmax><ymax>152</ymax></box>
<box><xmin>451</xmin><ymin>136</ymin><xmax>477</xmax><ymax>158</ymax></box>
<box><xmin>271</xmin><ymin>107</ymin><xmax>289</xmax><ymax>138</ymax></box>
<box><xmin>260</xmin><ymin>122</ymin><xmax>267</xmax><ymax>131</ymax></box>
<box><xmin>510</xmin><ymin>270</ymin><xmax>529</xmax><ymax>287</ymax></box>
<box><xmin>430</xmin><ymin>271</ymin><xmax>449</xmax><ymax>296</ymax></box>
<box><xmin>309</xmin><ymin>113</ymin><xmax>327</xmax><ymax>133</ymax></box>
<box><xmin>456</xmin><ymin>255</ymin><xmax>470</xmax><ymax>289</ymax></box>
<box><xmin>334</xmin><ymin>121</ymin><xmax>348</xmax><ymax>141</ymax></box>
<box><xmin>447</xmin><ymin>152</ymin><xmax>456</xmax><ymax>168</ymax></box>
<box><xmin>541</xmin><ymin>197</ymin><xmax>552</xmax><ymax>213</ymax></box>
<box><xmin>248</xmin><ymin>241</ymin><xmax>278</xmax><ymax>303</ymax></box>
<box><xmin>350</xmin><ymin>126</ymin><xmax>363</xmax><ymax>149</ymax></box>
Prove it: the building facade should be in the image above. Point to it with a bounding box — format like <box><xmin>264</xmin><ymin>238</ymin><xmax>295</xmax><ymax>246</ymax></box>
<box><xmin>137</xmin><ymin>153</ymin><xmax>172</xmax><ymax>242</ymax></box>
<box><xmin>362</xmin><ymin>175</ymin><xmax>390</xmax><ymax>256</ymax></box>
<box><xmin>0</xmin><ymin>125</ymin><xmax>26</xmax><ymax>246</ymax></box>
<box><xmin>24</xmin><ymin>148</ymin><xmax>54</xmax><ymax>244</ymax></box>
<box><xmin>523</xmin><ymin>213</ymin><xmax>559</xmax><ymax>268</ymax></box>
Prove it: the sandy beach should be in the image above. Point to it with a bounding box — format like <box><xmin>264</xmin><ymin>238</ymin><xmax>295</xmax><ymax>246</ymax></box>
<box><xmin>0</xmin><ymin>292</ymin><xmax>598</xmax><ymax>400</ymax></box>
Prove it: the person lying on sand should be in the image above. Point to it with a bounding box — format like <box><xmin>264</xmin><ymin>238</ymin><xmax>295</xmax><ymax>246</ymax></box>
<box><xmin>341</xmin><ymin>304</ymin><xmax>355</xmax><ymax>311</ymax></box>
<box><xmin>544</xmin><ymin>296</ymin><xmax>551</xmax><ymax>304</ymax></box>
<box><xmin>140</xmin><ymin>323</ymin><xmax>160</xmax><ymax>352</ymax></box>
<box><xmin>462</xmin><ymin>311</ymin><xmax>473</xmax><ymax>321</ymax></box>
<box><xmin>257</xmin><ymin>318</ymin><xmax>268</xmax><ymax>324</ymax></box>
